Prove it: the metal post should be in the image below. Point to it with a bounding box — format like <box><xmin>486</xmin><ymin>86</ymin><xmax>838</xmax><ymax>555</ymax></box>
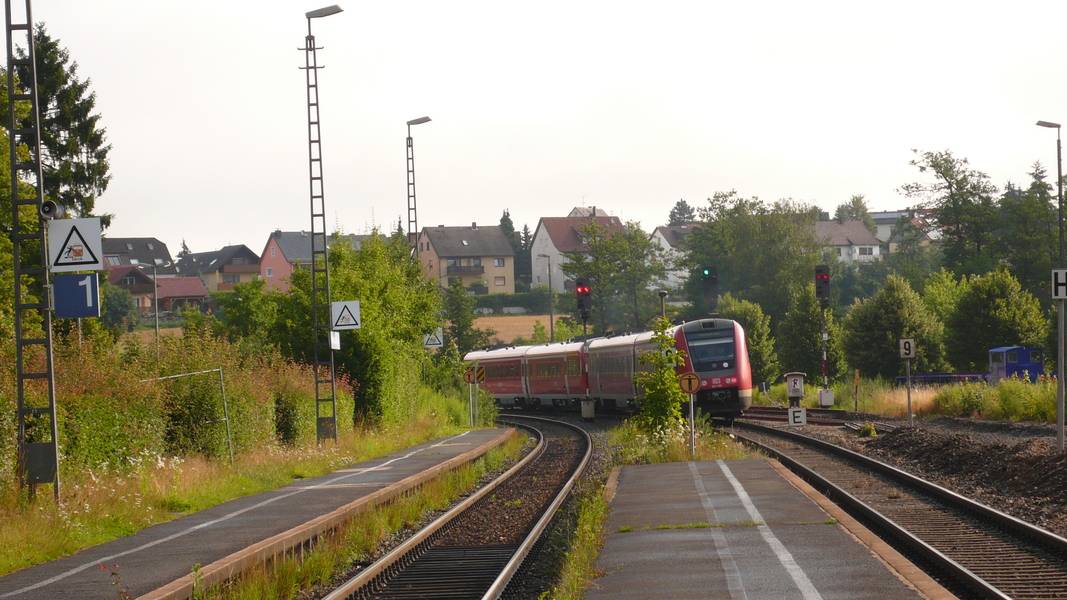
<box><xmin>1058</xmin><ymin>130</ymin><xmax>1065</xmax><ymax>453</ymax></box>
<box><xmin>474</xmin><ymin>383</ymin><xmax>480</xmax><ymax>425</ymax></box>
<box><xmin>153</xmin><ymin>264</ymin><xmax>160</xmax><ymax>361</ymax></box>
<box><xmin>906</xmin><ymin>358</ymin><xmax>913</xmax><ymax>424</ymax></box>
<box><xmin>405</xmin><ymin>116</ymin><xmax>430</xmax><ymax>253</ymax></box>
<box><xmin>689</xmin><ymin>393</ymin><xmax>695</xmax><ymax>460</ymax></box>
<box><xmin>218</xmin><ymin>369</ymin><xmax>234</xmax><ymax>464</ymax></box>
<box><xmin>468</xmin><ymin>382</ymin><xmax>474</xmax><ymax>427</ymax></box>
<box><xmin>547</xmin><ymin>260</ymin><xmax>554</xmax><ymax>342</ymax></box>
<box><xmin>659</xmin><ymin>290</ymin><xmax>667</xmax><ymax>319</ymax></box>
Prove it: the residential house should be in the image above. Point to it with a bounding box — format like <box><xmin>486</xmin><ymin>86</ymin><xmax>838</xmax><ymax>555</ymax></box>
<box><xmin>101</xmin><ymin>237</ymin><xmax>177</xmax><ymax>274</ymax></box>
<box><xmin>176</xmin><ymin>245</ymin><xmax>260</xmax><ymax>292</ymax></box>
<box><xmin>259</xmin><ymin>230</ymin><xmax>371</xmax><ymax>292</ymax></box>
<box><xmin>870</xmin><ymin>210</ymin><xmax>910</xmax><ymax>246</ymax></box>
<box><xmin>156</xmin><ymin>277</ymin><xmax>210</xmax><ymax>313</ymax></box>
<box><xmin>417</xmin><ymin>223</ymin><xmax>515</xmax><ymax>294</ymax></box>
<box><xmin>815</xmin><ymin>220</ymin><xmax>882</xmax><ymax>263</ymax></box>
<box><xmin>106</xmin><ymin>265</ymin><xmax>155</xmax><ymax>316</ymax></box>
<box><xmin>871</xmin><ymin>209</ymin><xmax>935</xmax><ymax>253</ymax></box>
<box><xmin>530</xmin><ymin>215</ymin><xmax>625</xmax><ymax>292</ymax></box>
<box><xmin>650</xmin><ymin>223</ymin><xmax>700</xmax><ymax>290</ymax></box>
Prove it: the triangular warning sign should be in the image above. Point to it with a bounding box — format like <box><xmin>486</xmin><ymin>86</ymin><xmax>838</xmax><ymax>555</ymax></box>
<box><xmin>334</xmin><ymin>305</ymin><xmax>359</xmax><ymax>328</ymax></box>
<box><xmin>424</xmin><ymin>333</ymin><xmax>442</xmax><ymax>346</ymax></box>
<box><xmin>53</xmin><ymin>225</ymin><xmax>99</xmax><ymax>267</ymax></box>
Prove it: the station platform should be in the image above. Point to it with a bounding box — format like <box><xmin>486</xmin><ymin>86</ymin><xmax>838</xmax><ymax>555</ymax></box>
<box><xmin>0</xmin><ymin>428</ymin><xmax>513</xmax><ymax>600</ymax></box>
<box><xmin>588</xmin><ymin>459</ymin><xmax>950</xmax><ymax>600</ymax></box>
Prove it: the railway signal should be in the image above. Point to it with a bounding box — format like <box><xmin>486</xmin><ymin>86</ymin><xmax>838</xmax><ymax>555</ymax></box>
<box><xmin>699</xmin><ymin>265</ymin><xmax>718</xmax><ymax>313</ymax></box>
<box><xmin>576</xmin><ymin>278</ymin><xmax>592</xmax><ymax>327</ymax></box>
<box><xmin>815</xmin><ymin>264</ymin><xmax>830</xmax><ymax>308</ymax></box>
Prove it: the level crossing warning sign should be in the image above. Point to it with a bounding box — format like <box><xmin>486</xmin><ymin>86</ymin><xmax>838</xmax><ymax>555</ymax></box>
<box><xmin>423</xmin><ymin>327</ymin><xmax>444</xmax><ymax>348</ymax></box>
<box><xmin>47</xmin><ymin>217</ymin><xmax>103</xmax><ymax>273</ymax></box>
<box><xmin>330</xmin><ymin>301</ymin><xmax>361</xmax><ymax>330</ymax></box>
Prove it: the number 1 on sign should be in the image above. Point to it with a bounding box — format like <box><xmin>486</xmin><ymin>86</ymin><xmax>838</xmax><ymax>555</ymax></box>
<box><xmin>78</xmin><ymin>275</ymin><xmax>93</xmax><ymax>307</ymax></box>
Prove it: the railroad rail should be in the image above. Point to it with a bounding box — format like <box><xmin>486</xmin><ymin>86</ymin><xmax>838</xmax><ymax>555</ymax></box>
<box><xmin>323</xmin><ymin>415</ymin><xmax>590</xmax><ymax>600</ymax></box>
<box><xmin>742</xmin><ymin>405</ymin><xmax>851</xmax><ymax>425</ymax></box>
<box><xmin>732</xmin><ymin>421</ymin><xmax>1067</xmax><ymax>600</ymax></box>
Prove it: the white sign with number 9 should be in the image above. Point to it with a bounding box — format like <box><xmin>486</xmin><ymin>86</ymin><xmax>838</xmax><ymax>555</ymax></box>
<box><xmin>899</xmin><ymin>338</ymin><xmax>916</xmax><ymax>359</ymax></box>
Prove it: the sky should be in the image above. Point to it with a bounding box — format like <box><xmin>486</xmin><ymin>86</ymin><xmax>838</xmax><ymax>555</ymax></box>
<box><xmin>25</xmin><ymin>0</ymin><xmax>1067</xmax><ymax>256</ymax></box>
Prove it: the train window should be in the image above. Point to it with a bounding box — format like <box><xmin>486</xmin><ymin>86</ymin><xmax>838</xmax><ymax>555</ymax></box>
<box><xmin>688</xmin><ymin>338</ymin><xmax>736</xmax><ymax>373</ymax></box>
<box><xmin>1006</xmin><ymin>351</ymin><xmax>1018</xmax><ymax>363</ymax></box>
<box><xmin>567</xmin><ymin>358</ymin><xmax>581</xmax><ymax>376</ymax></box>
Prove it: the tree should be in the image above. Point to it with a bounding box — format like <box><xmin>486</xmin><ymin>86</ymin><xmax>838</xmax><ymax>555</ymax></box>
<box><xmin>668</xmin><ymin>199</ymin><xmax>696</xmax><ymax>225</ymax></box>
<box><xmin>15</xmin><ymin>26</ymin><xmax>111</xmax><ymax>222</ymax></box>
<box><xmin>777</xmin><ymin>284</ymin><xmax>845</xmax><ymax>380</ymax></box>
<box><xmin>178</xmin><ymin>239</ymin><xmax>191</xmax><ymax>259</ymax></box>
<box><xmin>993</xmin><ymin>164</ymin><xmax>1056</xmax><ymax>300</ymax></box>
<box><xmin>884</xmin><ymin>215</ymin><xmax>941</xmax><ymax>291</ymax></box>
<box><xmin>100</xmin><ymin>282</ymin><xmax>136</xmax><ymax>335</ymax></box>
<box><xmin>842</xmin><ymin>276</ymin><xmax>946</xmax><ymax>379</ymax></box>
<box><xmin>443</xmin><ymin>279</ymin><xmax>492</xmax><ymax>354</ymax></box>
<box><xmin>685</xmin><ymin>191</ymin><xmax>821</xmax><ymax>325</ymax></box>
<box><xmin>717</xmin><ymin>293</ymin><xmax>780</xmax><ymax>385</ymax></box>
<box><xmin>946</xmin><ymin>269</ymin><xmax>1048</xmax><ymax>371</ymax></box>
<box><xmin>834</xmin><ymin>194</ymin><xmax>876</xmax><ymax>234</ymax></box>
<box><xmin>922</xmin><ymin>269</ymin><xmax>968</xmax><ymax>325</ymax></box>
<box><xmin>212</xmin><ymin>279</ymin><xmax>279</xmax><ymax>345</ymax></box>
<box><xmin>901</xmin><ymin>150</ymin><xmax>997</xmax><ymax>275</ymax></box>
<box><xmin>634</xmin><ymin>317</ymin><xmax>687</xmax><ymax>436</ymax></box>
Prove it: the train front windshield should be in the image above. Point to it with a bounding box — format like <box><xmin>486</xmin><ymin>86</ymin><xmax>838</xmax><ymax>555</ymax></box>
<box><xmin>688</xmin><ymin>337</ymin><xmax>736</xmax><ymax>373</ymax></box>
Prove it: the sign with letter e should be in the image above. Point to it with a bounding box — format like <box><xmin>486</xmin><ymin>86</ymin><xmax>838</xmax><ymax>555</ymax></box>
<box><xmin>330</xmin><ymin>300</ymin><xmax>361</xmax><ymax>330</ymax></box>
<box><xmin>1054</xmin><ymin>269</ymin><xmax>1067</xmax><ymax>301</ymax></box>
<box><xmin>47</xmin><ymin>217</ymin><xmax>103</xmax><ymax>272</ymax></box>
<box><xmin>53</xmin><ymin>273</ymin><xmax>100</xmax><ymax>318</ymax></box>
<box><xmin>788</xmin><ymin>407</ymin><xmax>807</xmax><ymax>426</ymax></box>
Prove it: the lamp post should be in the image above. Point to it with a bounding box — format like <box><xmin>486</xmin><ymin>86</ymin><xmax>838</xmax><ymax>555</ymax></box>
<box><xmin>658</xmin><ymin>290</ymin><xmax>668</xmax><ymax>319</ymax></box>
<box><xmin>304</xmin><ymin>4</ymin><xmax>343</xmax><ymax>444</ymax></box>
<box><xmin>406</xmin><ymin>116</ymin><xmax>431</xmax><ymax>251</ymax></box>
<box><xmin>538</xmin><ymin>253</ymin><xmax>554</xmax><ymax>342</ymax></box>
<box><xmin>1037</xmin><ymin>119</ymin><xmax>1065</xmax><ymax>453</ymax></box>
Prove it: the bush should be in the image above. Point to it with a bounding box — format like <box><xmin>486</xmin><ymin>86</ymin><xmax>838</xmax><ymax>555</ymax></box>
<box><xmin>946</xmin><ymin>269</ymin><xmax>1047</xmax><ymax>371</ymax></box>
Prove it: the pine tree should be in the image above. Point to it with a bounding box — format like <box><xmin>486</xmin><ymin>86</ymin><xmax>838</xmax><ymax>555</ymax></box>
<box><xmin>668</xmin><ymin>199</ymin><xmax>696</xmax><ymax>225</ymax></box>
<box><xmin>15</xmin><ymin>25</ymin><xmax>111</xmax><ymax>222</ymax></box>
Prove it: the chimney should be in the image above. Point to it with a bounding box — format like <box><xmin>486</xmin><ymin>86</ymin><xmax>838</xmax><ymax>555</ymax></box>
<box><xmin>471</xmin><ymin>222</ymin><xmax>478</xmax><ymax>230</ymax></box>
<box><xmin>592</xmin><ymin>206</ymin><xmax>598</xmax><ymax>216</ymax></box>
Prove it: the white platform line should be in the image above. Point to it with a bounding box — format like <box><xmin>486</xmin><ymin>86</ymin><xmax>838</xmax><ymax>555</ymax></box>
<box><xmin>717</xmin><ymin>460</ymin><xmax>824</xmax><ymax>600</ymax></box>
<box><xmin>0</xmin><ymin>431</ymin><xmax>472</xmax><ymax>598</ymax></box>
<box><xmin>688</xmin><ymin>462</ymin><xmax>749</xmax><ymax>600</ymax></box>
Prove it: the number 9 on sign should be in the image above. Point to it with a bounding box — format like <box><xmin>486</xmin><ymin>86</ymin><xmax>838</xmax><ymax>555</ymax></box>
<box><xmin>899</xmin><ymin>338</ymin><xmax>916</xmax><ymax>359</ymax></box>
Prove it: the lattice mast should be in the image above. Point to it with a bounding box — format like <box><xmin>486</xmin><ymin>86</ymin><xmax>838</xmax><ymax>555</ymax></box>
<box><xmin>301</xmin><ymin>17</ymin><xmax>337</xmax><ymax>443</ymax></box>
<box><xmin>6</xmin><ymin>0</ymin><xmax>60</xmax><ymax>500</ymax></box>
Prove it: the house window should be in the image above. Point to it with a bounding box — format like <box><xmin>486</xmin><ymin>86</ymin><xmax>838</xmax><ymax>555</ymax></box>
<box><xmin>266</xmin><ymin>267</ymin><xmax>273</xmax><ymax>278</ymax></box>
<box><xmin>859</xmin><ymin>247</ymin><xmax>873</xmax><ymax>256</ymax></box>
<box><xmin>147</xmin><ymin>243</ymin><xmax>154</xmax><ymax>250</ymax></box>
<box><xmin>223</xmin><ymin>273</ymin><xmax>239</xmax><ymax>284</ymax></box>
<box><xmin>471</xmin><ymin>257</ymin><xmax>481</xmax><ymax>266</ymax></box>
<box><xmin>494</xmin><ymin>276</ymin><xmax>506</xmax><ymax>287</ymax></box>
<box><xmin>493</xmin><ymin>258</ymin><xmax>505</xmax><ymax>267</ymax></box>
<box><xmin>106</xmin><ymin>256</ymin><xmax>120</xmax><ymax>266</ymax></box>
<box><xmin>126</xmin><ymin>243</ymin><xmax>133</xmax><ymax>251</ymax></box>
<box><xmin>130</xmin><ymin>258</ymin><xmax>139</xmax><ymax>265</ymax></box>
<box><xmin>270</xmin><ymin>246</ymin><xmax>276</xmax><ymax>257</ymax></box>
<box><xmin>837</xmin><ymin>247</ymin><xmax>844</xmax><ymax>257</ymax></box>
<box><xmin>121</xmin><ymin>276</ymin><xmax>136</xmax><ymax>286</ymax></box>
<box><xmin>232</xmin><ymin>257</ymin><xmax>247</xmax><ymax>265</ymax></box>
<box><xmin>446</xmin><ymin>258</ymin><xmax>457</xmax><ymax>267</ymax></box>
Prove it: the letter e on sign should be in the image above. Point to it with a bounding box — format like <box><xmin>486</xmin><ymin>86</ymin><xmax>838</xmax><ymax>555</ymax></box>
<box><xmin>899</xmin><ymin>338</ymin><xmax>916</xmax><ymax>359</ymax></box>
<box><xmin>1053</xmin><ymin>269</ymin><xmax>1067</xmax><ymax>301</ymax></box>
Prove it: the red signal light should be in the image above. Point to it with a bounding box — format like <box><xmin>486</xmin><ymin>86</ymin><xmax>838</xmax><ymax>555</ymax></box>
<box><xmin>576</xmin><ymin>285</ymin><xmax>590</xmax><ymax>295</ymax></box>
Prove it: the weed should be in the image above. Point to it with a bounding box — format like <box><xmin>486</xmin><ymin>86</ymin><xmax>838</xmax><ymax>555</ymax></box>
<box><xmin>857</xmin><ymin>422</ymin><xmax>878</xmax><ymax>437</ymax></box>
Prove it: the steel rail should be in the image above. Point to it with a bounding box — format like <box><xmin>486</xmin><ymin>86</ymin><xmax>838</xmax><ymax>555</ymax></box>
<box><xmin>321</xmin><ymin>422</ymin><xmax>544</xmax><ymax>600</ymax></box>
<box><xmin>482</xmin><ymin>414</ymin><xmax>592</xmax><ymax>600</ymax></box>
<box><xmin>734</xmin><ymin>421</ymin><xmax>1067</xmax><ymax>599</ymax></box>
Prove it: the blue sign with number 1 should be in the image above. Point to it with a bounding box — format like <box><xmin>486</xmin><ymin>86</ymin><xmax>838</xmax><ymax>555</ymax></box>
<box><xmin>53</xmin><ymin>273</ymin><xmax>101</xmax><ymax>318</ymax></box>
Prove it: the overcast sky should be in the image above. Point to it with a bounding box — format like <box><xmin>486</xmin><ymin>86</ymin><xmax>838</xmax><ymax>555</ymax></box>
<box><xmin>29</xmin><ymin>0</ymin><xmax>1067</xmax><ymax>256</ymax></box>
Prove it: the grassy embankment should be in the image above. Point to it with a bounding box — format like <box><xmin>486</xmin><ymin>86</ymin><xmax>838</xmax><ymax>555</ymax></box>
<box><xmin>754</xmin><ymin>376</ymin><xmax>1056</xmax><ymax>423</ymax></box>
<box><xmin>194</xmin><ymin>433</ymin><xmax>528</xmax><ymax>600</ymax></box>
<box><xmin>548</xmin><ymin>417</ymin><xmax>752</xmax><ymax>599</ymax></box>
<box><xmin>0</xmin><ymin>332</ymin><xmax>484</xmax><ymax>576</ymax></box>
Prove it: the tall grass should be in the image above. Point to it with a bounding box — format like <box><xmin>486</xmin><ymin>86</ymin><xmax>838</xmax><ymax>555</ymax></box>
<box><xmin>609</xmin><ymin>415</ymin><xmax>751</xmax><ymax>465</ymax></box>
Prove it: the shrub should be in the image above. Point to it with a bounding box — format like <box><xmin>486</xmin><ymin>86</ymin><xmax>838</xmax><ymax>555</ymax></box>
<box><xmin>946</xmin><ymin>269</ymin><xmax>1047</xmax><ymax>371</ymax></box>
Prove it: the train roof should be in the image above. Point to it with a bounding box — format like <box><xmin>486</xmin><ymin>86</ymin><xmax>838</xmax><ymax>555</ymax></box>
<box><xmin>464</xmin><ymin>346</ymin><xmax>530</xmax><ymax>361</ymax></box>
<box><xmin>525</xmin><ymin>341</ymin><xmax>585</xmax><ymax>357</ymax></box>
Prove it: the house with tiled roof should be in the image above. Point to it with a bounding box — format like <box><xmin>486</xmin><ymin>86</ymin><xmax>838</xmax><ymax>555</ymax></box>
<box><xmin>650</xmin><ymin>223</ymin><xmax>701</xmax><ymax>290</ymax></box>
<box><xmin>106</xmin><ymin>265</ymin><xmax>156</xmax><ymax>315</ymax></box>
<box><xmin>156</xmin><ymin>277</ymin><xmax>210</xmax><ymax>313</ymax></box>
<box><xmin>176</xmin><ymin>245</ymin><xmax>260</xmax><ymax>292</ymax></box>
<box><xmin>102</xmin><ymin>237</ymin><xmax>176</xmax><ymax>274</ymax></box>
<box><xmin>417</xmin><ymin>223</ymin><xmax>515</xmax><ymax>294</ymax></box>
<box><xmin>815</xmin><ymin>220</ymin><xmax>882</xmax><ymax>263</ymax></box>
<box><xmin>530</xmin><ymin>213</ymin><xmax>624</xmax><ymax>292</ymax></box>
<box><xmin>259</xmin><ymin>230</ymin><xmax>371</xmax><ymax>291</ymax></box>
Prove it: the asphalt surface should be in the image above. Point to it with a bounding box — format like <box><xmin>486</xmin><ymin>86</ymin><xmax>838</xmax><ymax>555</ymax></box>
<box><xmin>0</xmin><ymin>428</ymin><xmax>508</xmax><ymax>600</ymax></box>
<box><xmin>588</xmin><ymin>459</ymin><xmax>925</xmax><ymax>600</ymax></box>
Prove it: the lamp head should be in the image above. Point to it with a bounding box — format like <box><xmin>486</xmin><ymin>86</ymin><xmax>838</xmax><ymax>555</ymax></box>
<box><xmin>407</xmin><ymin>116</ymin><xmax>432</xmax><ymax>126</ymax></box>
<box><xmin>306</xmin><ymin>5</ymin><xmax>343</xmax><ymax>19</ymax></box>
<box><xmin>1037</xmin><ymin>120</ymin><xmax>1061</xmax><ymax>129</ymax></box>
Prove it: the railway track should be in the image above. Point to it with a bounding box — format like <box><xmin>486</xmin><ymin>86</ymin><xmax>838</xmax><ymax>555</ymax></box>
<box><xmin>742</xmin><ymin>405</ymin><xmax>851</xmax><ymax>425</ymax></box>
<box><xmin>323</xmin><ymin>415</ymin><xmax>590</xmax><ymax>600</ymax></box>
<box><xmin>733</xmin><ymin>420</ymin><xmax>1067</xmax><ymax>600</ymax></box>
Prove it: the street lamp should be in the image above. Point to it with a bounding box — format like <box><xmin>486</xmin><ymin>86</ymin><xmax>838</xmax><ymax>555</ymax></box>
<box><xmin>303</xmin><ymin>4</ymin><xmax>343</xmax><ymax>444</ymax></box>
<box><xmin>1037</xmin><ymin>119</ymin><xmax>1065</xmax><ymax>453</ymax></box>
<box><xmin>538</xmin><ymin>253</ymin><xmax>554</xmax><ymax>342</ymax></box>
<box><xmin>406</xmin><ymin>116</ymin><xmax>432</xmax><ymax>251</ymax></box>
<box><xmin>658</xmin><ymin>290</ymin><xmax>668</xmax><ymax>318</ymax></box>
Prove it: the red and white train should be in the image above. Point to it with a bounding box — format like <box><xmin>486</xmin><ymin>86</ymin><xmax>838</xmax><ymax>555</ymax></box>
<box><xmin>463</xmin><ymin>318</ymin><xmax>753</xmax><ymax>420</ymax></box>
